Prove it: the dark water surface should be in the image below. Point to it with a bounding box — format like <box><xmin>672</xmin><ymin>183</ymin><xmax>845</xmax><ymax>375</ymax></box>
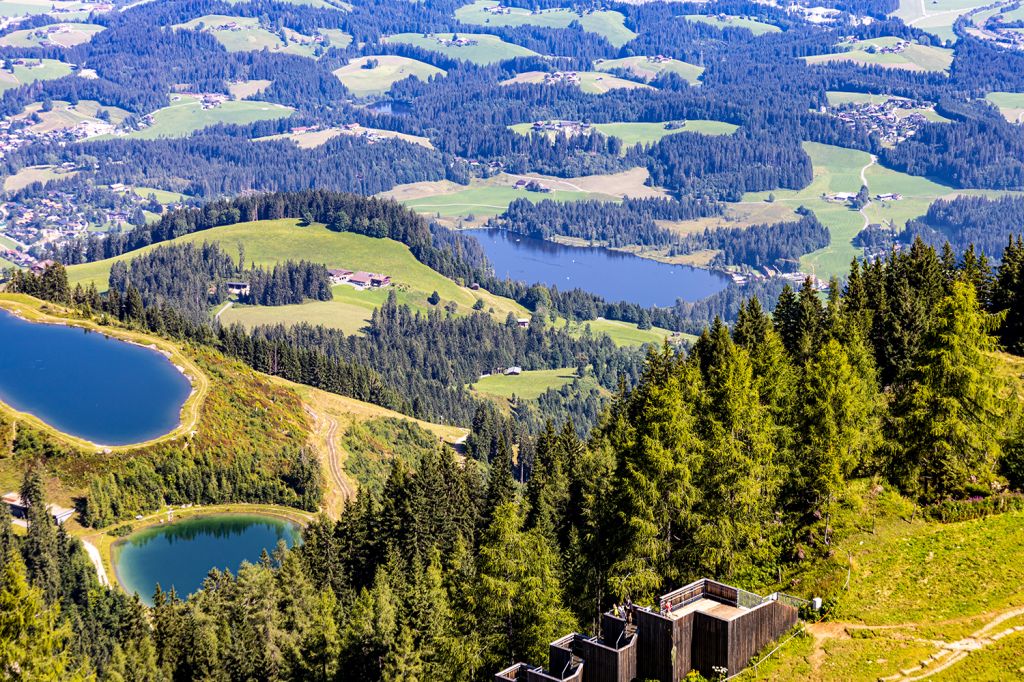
<box><xmin>0</xmin><ymin>309</ymin><xmax>191</xmax><ymax>445</ymax></box>
<box><xmin>114</xmin><ymin>514</ymin><xmax>301</xmax><ymax>605</ymax></box>
<box><xmin>469</xmin><ymin>229</ymin><xmax>729</xmax><ymax>306</ymax></box>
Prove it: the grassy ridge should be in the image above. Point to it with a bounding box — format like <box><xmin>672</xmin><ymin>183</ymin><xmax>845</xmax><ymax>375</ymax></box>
<box><xmin>333</xmin><ymin>55</ymin><xmax>446</xmax><ymax>97</ymax></box>
<box><xmin>66</xmin><ymin>218</ymin><xmax>529</xmax><ymax>324</ymax></box>
<box><xmin>383</xmin><ymin>32</ymin><xmax>538</xmax><ymax>65</ymax></box>
<box><xmin>90</xmin><ymin>95</ymin><xmax>293</xmax><ymax>141</ymax></box>
<box><xmin>454</xmin><ymin>0</ymin><xmax>636</xmax><ymax>47</ymax></box>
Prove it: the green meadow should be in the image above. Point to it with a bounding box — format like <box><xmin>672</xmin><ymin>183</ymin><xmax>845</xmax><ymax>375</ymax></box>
<box><xmin>470</xmin><ymin>368</ymin><xmax>579</xmax><ymax>401</ymax></box>
<box><xmin>805</xmin><ymin>37</ymin><xmax>954</xmax><ymax>72</ymax></box>
<box><xmin>744</xmin><ymin>142</ymin><xmax>1013</xmax><ymax>278</ymax></box>
<box><xmin>333</xmin><ymin>55</ymin><xmax>446</xmax><ymax>97</ymax></box>
<box><xmin>594</xmin><ymin>56</ymin><xmax>704</xmax><ymax>84</ymax></box>
<box><xmin>0</xmin><ymin>59</ymin><xmax>75</xmax><ymax>92</ymax></box>
<box><xmin>682</xmin><ymin>14</ymin><xmax>781</xmax><ymax>36</ymax></box>
<box><xmin>890</xmin><ymin>0</ymin><xmax>985</xmax><ymax>42</ymax></box>
<box><xmin>90</xmin><ymin>96</ymin><xmax>293</xmax><ymax>141</ymax></box>
<box><xmin>67</xmin><ymin>219</ymin><xmax>529</xmax><ymax>328</ymax></box>
<box><xmin>0</xmin><ymin>22</ymin><xmax>103</xmax><ymax>48</ymax></box>
<box><xmin>403</xmin><ymin>185</ymin><xmax>605</xmax><ymax>219</ymax></box>
<box><xmin>454</xmin><ymin>0</ymin><xmax>636</xmax><ymax>48</ymax></box>
<box><xmin>510</xmin><ymin>120</ymin><xmax>737</xmax><ymax>148</ymax></box>
<box><xmin>986</xmin><ymin>92</ymin><xmax>1024</xmax><ymax>123</ymax></box>
<box><xmin>501</xmin><ymin>70</ymin><xmax>652</xmax><ymax>94</ymax></box>
<box><xmin>174</xmin><ymin>15</ymin><xmax>350</xmax><ymax>57</ymax></box>
<box><xmin>383</xmin><ymin>32</ymin><xmax>538</xmax><ymax>65</ymax></box>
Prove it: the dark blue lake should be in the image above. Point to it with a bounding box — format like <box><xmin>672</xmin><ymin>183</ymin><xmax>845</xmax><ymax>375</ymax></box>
<box><xmin>0</xmin><ymin>309</ymin><xmax>192</xmax><ymax>445</ymax></box>
<box><xmin>469</xmin><ymin>229</ymin><xmax>729</xmax><ymax>306</ymax></box>
<box><xmin>114</xmin><ymin>514</ymin><xmax>301</xmax><ymax>605</ymax></box>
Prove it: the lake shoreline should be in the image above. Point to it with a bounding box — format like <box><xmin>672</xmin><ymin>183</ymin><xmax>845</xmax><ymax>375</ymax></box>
<box><xmin>0</xmin><ymin>293</ymin><xmax>208</xmax><ymax>452</ymax></box>
<box><xmin>109</xmin><ymin>508</ymin><xmax>308</xmax><ymax>603</ymax></box>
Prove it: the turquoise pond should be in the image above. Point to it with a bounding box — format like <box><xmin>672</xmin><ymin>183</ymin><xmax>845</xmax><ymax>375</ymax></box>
<box><xmin>0</xmin><ymin>309</ymin><xmax>191</xmax><ymax>445</ymax></box>
<box><xmin>113</xmin><ymin>514</ymin><xmax>301</xmax><ymax>605</ymax></box>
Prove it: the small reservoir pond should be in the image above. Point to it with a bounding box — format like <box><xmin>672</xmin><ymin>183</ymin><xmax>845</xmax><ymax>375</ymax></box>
<box><xmin>0</xmin><ymin>309</ymin><xmax>191</xmax><ymax>445</ymax></box>
<box><xmin>469</xmin><ymin>229</ymin><xmax>729</xmax><ymax>306</ymax></box>
<box><xmin>114</xmin><ymin>514</ymin><xmax>301</xmax><ymax>605</ymax></box>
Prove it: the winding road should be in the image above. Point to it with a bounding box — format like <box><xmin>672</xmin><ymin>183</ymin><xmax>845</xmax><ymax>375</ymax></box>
<box><xmin>304</xmin><ymin>406</ymin><xmax>355</xmax><ymax>511</ymax></box>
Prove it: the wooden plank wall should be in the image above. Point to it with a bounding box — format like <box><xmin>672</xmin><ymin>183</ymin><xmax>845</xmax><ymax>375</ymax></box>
<box><xmin>690</xmin><ymin>613</ymin><xmax>730</xmax><ymax>677</ymax></box>
<box><xmin>726</xmin><ymin>601</ymin><xmax>799</xmax><ymax>675</ymax></box>
<box><xmin>634</xmin><ymin>609</ymin><xmax>675</xmax><ymax>682</ymax></box>
<box><xmin>574</xmin><ymin>638</ymin><xmax>636</xmax><ymax>682</ymax></box>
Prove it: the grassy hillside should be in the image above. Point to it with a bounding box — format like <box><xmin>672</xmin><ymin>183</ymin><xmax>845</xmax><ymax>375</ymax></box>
<box><xmin>90</xmin><ymin>95</ymin><xmax>293</xmax><ymax>141</ymax></box>
<box><xmin>454</xmin><ymin>0</ymin><xmax>636</xmax><ymax>47</ymax></box>
<box><xmin>804</xmin><ymin>37</ymin><xmax>954</xmax><ymax>72</ymax></box>
<box><xmin>383</xmin><ymin>32</ymin><xmax>539</xmax><ymax>65</ymax></box>
<box><xmin>755</xmin><ymin>497</ymin><xmax>1024</xmax><ymax>680</ymax></box>
<box><xmin>594</xmin><ymin>56</ymin><xmax>704</xmax><ymax>84</ymax></box>
<box><xmin>67</xmin><ymin>218</ymin><xmax>529</xmax><ymax>325</ymax></box>
<box><xmin>986</xmin><ymin>92</ymin><xmax>1024</xmax><ymax>123</ymax></box>
<box><xmin>0</xmin><ymin>22</ymin><xmax>102</xmax><ymax>47</ymax></box>
<box><xmin>509</xmin><ymin>120</ymin><xmax>737</xmax><ymax>148</ymax></box>
<box><xmin>501</xmin><ymin>70</ymin><xmax>653</xmax><ymax>94</ymax></box>
<box><xmin>333</xmin><ymin>55</ymin><xmax>446</xmax><ymax>97</ymax></box>
<box><xmin>0</xmin><ymin>58</ymin><xmax>75</xmax><ymax>92</ymax></box>
<box><xmin>470</xmin><ymin>368</ymin><xmax>579</xmax><ymax>401</ymax></box>
<box><xmin>891</xmin><ymin>0</ymin><xmax>982</xmax><ymax>43</ymax></box>
<box><xmin>743</xmin><ymin>142</ymin><xmax>1017</xmax><ymax>279</ymax></box>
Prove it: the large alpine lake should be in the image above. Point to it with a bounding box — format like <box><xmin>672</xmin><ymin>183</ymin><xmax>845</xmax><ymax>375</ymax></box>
<box><xmin>114</xmin><ymin>514</ymin><xmax>301</xmax><ymax>605</ymax></box>
<box><xmin>469</xmin><ymin>229</ymin><xmax>730</xmax><ymax>307</ymax></box>
<box><xmin>0</xmin><ymin>309</ymin><xmax>192</xmax><ymax>445</ymax></box>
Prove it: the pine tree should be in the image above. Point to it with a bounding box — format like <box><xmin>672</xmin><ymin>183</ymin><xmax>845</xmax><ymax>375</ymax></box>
<box><xmin>884</xmin><ymin>280</ymin><xmax>1006</xmax><ymax>499</ymax></box>
<box><xmin>474</xmin><ymin>503</ymin><xmax>576</xmax><ymax>671</ymax></box>
<box><xmin>794</xmin><ymin>339</ymin><xmax>875</xmax><ymax>543</ymax></box>
<box><xmin>0</xmin><ymin>552</ymin><xmax>90</xmax><ymax>681</ymax></box>
<box><xmin>993</xmin><ymin>235</ymin><xmax>1024</xmax><ymax>353</ymax></box>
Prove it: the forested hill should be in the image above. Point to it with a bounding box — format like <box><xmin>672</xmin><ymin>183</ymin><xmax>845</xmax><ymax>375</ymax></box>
<box><xmin>4</xmin><ymin>234</ymin><xmax>1024</xmax><ymax>681</ymax></box>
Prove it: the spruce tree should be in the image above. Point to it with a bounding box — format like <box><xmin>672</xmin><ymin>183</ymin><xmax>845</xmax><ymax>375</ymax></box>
<box><xmin>884</xmin><ymin>280</ymin><xmax>1006</xmax><ymax>499</ymax></box>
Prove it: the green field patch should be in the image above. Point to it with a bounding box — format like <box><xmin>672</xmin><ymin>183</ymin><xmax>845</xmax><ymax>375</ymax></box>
<box><xmin>510</xmin><ymin>119</ymin><xmax>737</xmax><ymax>147</ymax></box>
<box><xmin>174</xmin><ymin>15</ymin><xmax>350</xmax><ymax>58</ymax></box>
<box><xmin>227</xmin><ymin>79</ymin><xmax>272</xmax><ymax>99</ymax></box>
<box><xmin>14</xmin><ymin>99</ymin><xmax>130</xmax><ymax>134</ymax></box>
<box><xmin>986</xmin><ymin>91</ymin><xmax>1024</xmax><ymax>123</ymax></box>
<box><xmin>0</xmin><ymin>0</ymin><xmax>91</xmax><ymax>18</ymax></box>
<box><xmin>565</xmin><ymin>317</ymin><xmax>693</xmax><ymax>347</ymax></box>
<box><xmin>594</xmin><ymin>56</ymin><xmax>704</xmax><ymax>84</ymax></box>
<box><xmin>257</xmin><ymin>124</ymin><xmax>433</xmax><ymax>149</ymax></box>
<box><xmin>805</xmin><ymin>37</ymin><xmax>954</xmax><ymax>72</ymax></box>
<box><xmin>682</xmin><ymin>13</ymin><xmax>781</xmax><ymax>35</ymax></box>
<box><xmin>891</xmin><ymin>0</ymin><xmax>986</xmax><ymax>43</ymax></box>
<box><xmin>3</xmin><ymin>164</ymin><xmax>78</xmax><ymax>192</ymax></box>
<box><xmin>501</xmin><ymin>70</ymin><xmax>653</xmax><ymax>94</ymax></box>
<box><xmin>383</xmin><ymin>168</ymin><xmax>666</xmax><ymax>224</ymax></box>
<box><xmin>90</xmin><ymin>95</ymin><xmax>293</xmax><ymax>141</ymax></box>
<box><xmin>124</xmin><ymin>186</ymin><xmax>189</xmax><ymax>204</ymax></box>
<box><xmin>0</xmin><ymin>22</ymin><xmax>103</xmax><ymax>47</ymax></box>
<box><xmin>219</xmin><ymin>297</ymin><xmax>375</xmax><ymax>335</ymax></box>
<box><xmin>383</xmin><ymin>32</ymin><xmax>539</xmax><ymax>65</ymax></box>
<box><xmin>470</xmin><ymin>368</ymin><xmax>578</xmax><ymax>400</ymax></box>
<box><xmin>744</xmin><ymin>142</ymin><xmax>1013</xmax><ymax>278</ymax></box>
<box><xmin>67</xmin><ymin>219</ymin><xmax>529</xmax><ymax>321</ymax></box>
<box><xmin>333</xmin><ymin>55</ymin><xmax>446</xmax><ymax>97</ymax></box>
<box><xmin>0</xmin><ymin>58</ymin><xmax>75</xmax><ymax>92</ymax></box>
<box><xmin>454</xmin><ymin>0</ymin><xmax>636</xmax><ymax>47</ymax></box>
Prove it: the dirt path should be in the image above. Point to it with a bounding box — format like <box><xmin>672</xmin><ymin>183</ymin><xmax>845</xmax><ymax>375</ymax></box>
<box><xmin>806</xmin><ymin>605</ymin><xmax>1024</xmax><ymax>681</ymax></box>
<box><xmin>81</xmin><ymin>539</ymin><xmax>109</xmax><ymax>587</ymax></box>
<box><xmin>304</xmin><ymin>405</ymin><xmax>355</xmax><ymax>516</ymax></box>
<box><xmin>214</xmin><ymin>300</ymin><xmax>233</xmax><ymax>321</ymax></box>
